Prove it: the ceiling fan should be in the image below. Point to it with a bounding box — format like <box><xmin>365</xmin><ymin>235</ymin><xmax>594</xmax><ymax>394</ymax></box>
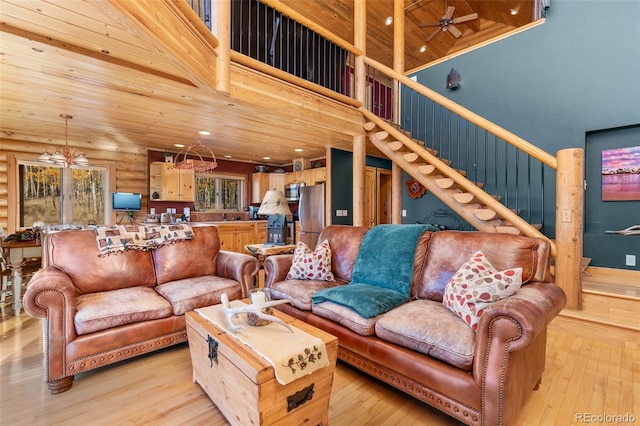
<box><xmin>419</xmin><ymin>1</ymin><xmax>478</xmax><ymax>42</ymax></box>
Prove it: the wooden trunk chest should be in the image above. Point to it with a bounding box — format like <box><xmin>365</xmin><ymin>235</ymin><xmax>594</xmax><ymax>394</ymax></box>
<box><xmin>186</xmin><ymin>309</ymin><xmax>338</xmax><ymax>425</ymax></box>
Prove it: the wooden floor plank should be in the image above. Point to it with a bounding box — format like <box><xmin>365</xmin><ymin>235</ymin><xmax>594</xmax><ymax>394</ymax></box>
<box><xmin>2</xmin><ymin>307</ymin><xmax>638</xmax><ymax>425</ymax></box>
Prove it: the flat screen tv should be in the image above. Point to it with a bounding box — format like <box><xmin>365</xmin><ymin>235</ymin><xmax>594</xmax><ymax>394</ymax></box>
<box><xmin>112</xmin><ymin>192</ymin><xmax>142</xmax><ymax>212</ymax></box>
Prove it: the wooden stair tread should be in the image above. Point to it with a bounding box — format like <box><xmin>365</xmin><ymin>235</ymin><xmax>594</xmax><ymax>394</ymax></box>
<box><xmin>474</xmin><ymin>209</ymin><xmax>498</xmax><ymax>221</ymax></box>
<box><xmin>496</xmin><ymin>226</ymin><xmax>522</xmax><ymax>235</ymax></box>
<box><xmin>453</xmin><ymin>192</ymin><xmax>476</xmax><ymax>204</ymax></box>
<box><xmin>363</xmin><ymin>122</ymin><xmax>377</xmax><ymax>131</ymax></box>
<box><xmin>388</xmin><ymin>141</ymin><xmax>403</xmax><ymax>151</ymax></box>
<box><xmin>417</xmin><ymin>164</ymin><xmax>436</xmax><ymax>175</ymax></box>
<box><xmin>435</xmin><ymin>178</ymin><xmax>456</xmax><ymax>189</ymax></box>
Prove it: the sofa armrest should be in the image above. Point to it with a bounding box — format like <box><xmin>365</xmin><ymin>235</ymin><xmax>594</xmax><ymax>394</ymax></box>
<box><xmin>22</xmin><ymin>267</ymin><xmax>80</xmax><ymax>383</ymax></box>
<box><xmin>472</xmin><ymin>282</ymin><xmax>566</xmax><ymax>424</ymax></box>
<box><xmin>263</xmin><ymin>254</ymin><xmax>294</xmax><ymax>288</ymax></box>
<box><xmin>216</xmin><ymin>250</ymin><xmax>259</xmax><ymax>298</ymax></box>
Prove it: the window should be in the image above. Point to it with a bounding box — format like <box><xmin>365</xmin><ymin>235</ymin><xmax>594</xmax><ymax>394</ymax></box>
<box><xmin>19</xmin><ymin>161</ymin><xmax>108</xmax><ymax>227</ymax></box>
<box><xmin>195</xmin><ymin>173</ymin><xmax>244</xmax><ymax>211</ymax></box>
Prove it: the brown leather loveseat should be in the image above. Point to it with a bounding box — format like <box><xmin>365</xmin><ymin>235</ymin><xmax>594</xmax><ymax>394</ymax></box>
<box><xmin>23</xmin><ymin>225</ymin><xmax>258</xmax><ymax>394</ymax></box>
<box><xmin>264</xmin><ymin>225</ymin><xmax>566</xmax><ymax>425</ymax></box>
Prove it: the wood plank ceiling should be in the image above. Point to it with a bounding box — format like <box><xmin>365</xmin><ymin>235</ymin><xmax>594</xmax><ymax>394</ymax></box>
<box><xmin>0</xmin><ymin>0</ymin><xmax>536</xmax><ymax>166</ymax></box>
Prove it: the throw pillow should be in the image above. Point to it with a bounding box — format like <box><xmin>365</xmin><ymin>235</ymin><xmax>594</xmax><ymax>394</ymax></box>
<box><xmin>286</xmin><ymin>240</ymin><xmax>335</xmax><ymax>281</ymax></box>
<box><xmin>443</xmin><ymin>251</ymin><xmax>522</xmax><ymax>331</ymax></box>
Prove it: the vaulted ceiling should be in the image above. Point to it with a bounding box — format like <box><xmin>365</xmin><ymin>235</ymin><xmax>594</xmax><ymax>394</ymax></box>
<box><xmin>0</xmin><ymin>0</ymin><xmax>537</xmax><ymax>166</ymax></box>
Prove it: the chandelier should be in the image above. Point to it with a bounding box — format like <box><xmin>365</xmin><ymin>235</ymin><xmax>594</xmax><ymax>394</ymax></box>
<box><xmin>38</xmin><ymin>114</ymin><xmax>90</xmax><ymax>167</ymax></box>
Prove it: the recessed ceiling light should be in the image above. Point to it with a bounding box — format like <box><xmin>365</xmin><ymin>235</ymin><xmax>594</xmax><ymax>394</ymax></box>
<box><xmin>510</xmin><ymin>8</ymin><xmax>518</xmax><ymax>15</ymax></box>
<box><xmin>263</xmin><ymin>156</ymin><xmax>271</xmax><ymax>160</ymax></box>
<box><xmin>174</xmin><ymin>144</ymin><xmax>184</xmax><ymax>148</ymax></box>
<box><xmin>294</xmin><ymin>148</ymin><xmax>304</xmax><ymax>152</ymax></box>
<box><xmin>385</xmin><ymin>16</ymin><xmax>393</xmax><ymax>26</ymax></box>
<box><xmin>419</xmin><ymin>45</ymin><xmax>427</xmax><ymax>53</ymax></box>
<box><xmin>198</xmin><ymin>130</ymin><xmax>211</xmax><ymax>136</ymax></box>
<box><xmin>224</xmin><ymin>155</ymin><xmax>232</xmax><ymax>158</ymax></box>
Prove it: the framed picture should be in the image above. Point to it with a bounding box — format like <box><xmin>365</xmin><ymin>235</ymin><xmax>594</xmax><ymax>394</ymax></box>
<box><xmin>601</xmin><ymin>145</ymin><xmax>640</xmax><ymax>201</ymax></box>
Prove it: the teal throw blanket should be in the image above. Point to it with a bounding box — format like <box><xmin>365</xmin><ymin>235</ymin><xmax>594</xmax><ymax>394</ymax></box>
<box><xmin>312</xmin><ymin>224</ymin><xmax>428</xmax><ymax>318</ymax></box>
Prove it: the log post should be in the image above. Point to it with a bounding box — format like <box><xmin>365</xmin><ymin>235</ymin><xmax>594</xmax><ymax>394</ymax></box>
<box><xmin>555</xmin><ymin>148</ymin><xmax>584</xmax><ymax>309</ymax></box>
<box><xmin>391</xmin><ymin>0</ymin><xmax>404</xmax><ymax>224</ymax></box>
<box><xmin>352</xmin><ymin>0</ymin><xmax>366</xmax><ymax>226</ymax></box>
<box><xmin>212</xmin><ymin>0</ymin><xmax>230</xmax><ymax>96</ymax></box>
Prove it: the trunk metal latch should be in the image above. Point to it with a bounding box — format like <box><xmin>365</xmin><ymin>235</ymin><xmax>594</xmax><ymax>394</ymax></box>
<box><xmin>207</xmin><ymin>335</ymin><xmax>218</xmax><ymax>366</ymax></box>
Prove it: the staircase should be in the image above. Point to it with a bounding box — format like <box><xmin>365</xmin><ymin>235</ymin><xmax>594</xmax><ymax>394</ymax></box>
<box><xmin>362</xmin><ymin>111</ymin><xmax>554</xmax><ymax>253</ymax></box>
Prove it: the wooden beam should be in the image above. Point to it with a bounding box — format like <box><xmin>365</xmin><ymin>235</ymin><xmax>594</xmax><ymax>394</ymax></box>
<box><xmin>107</xmin><ymin>0</ymin><xmax>219</xmax><ymax>96</ymax></box>
<box><xmin>212</xmin><ymin>0</ymin><xmax>230</xmax><ymax>96</ymax></box>
<box><xmin>555</xmin><ymin>148</ymin><xmax>584</xmax><ymax>310</ymax></box>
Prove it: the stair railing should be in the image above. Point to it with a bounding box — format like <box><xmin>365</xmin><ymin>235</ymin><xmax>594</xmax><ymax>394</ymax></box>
<box><xmin>363</xmin><ymin>57</ymin><xmax>557</xmax><ymax>241</ymax></box>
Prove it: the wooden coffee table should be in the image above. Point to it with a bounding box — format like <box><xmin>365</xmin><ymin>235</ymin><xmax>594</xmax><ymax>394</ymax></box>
<box><xmin>186</xmin><ymin>305</ymin><xmax>337</xmax><ymax>425</ymax></box>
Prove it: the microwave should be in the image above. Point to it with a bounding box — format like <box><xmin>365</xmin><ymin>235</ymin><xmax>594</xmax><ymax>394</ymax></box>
<box><xmin>285</xmin><ymin>183</ymin><xmax>304</xmax><ymax>201</ymax></box>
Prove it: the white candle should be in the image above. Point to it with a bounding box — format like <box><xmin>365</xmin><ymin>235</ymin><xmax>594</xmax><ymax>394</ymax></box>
<box><xmin>251</xmin><ymin>290</ymin><xmax>266</xmax><ymax>305</ymax></box>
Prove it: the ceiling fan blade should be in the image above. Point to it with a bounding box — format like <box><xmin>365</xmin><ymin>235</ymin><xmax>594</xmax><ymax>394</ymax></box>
<box><xmin>444</xmin><ymin>5</ymin><xmax>455</xmax><ymax>20</ymax></box>
<box><xmin>419</xmin><ymin>22</ymin><xmax>441</xmax><ymax>28</ymax></box>
<box><xmin>425</xmin><ymin>28</ymin><xmax>441</xmax><ymax>42</ymax></box>
<box><xmin>452</xmin><ymin>13</ymin><xmax>478</xmax><ymax>24</ymax></box>
<box><xmin>448</xmin><ymin>24</ymin><xmax>462</xmax><ymax>38</ymax></box>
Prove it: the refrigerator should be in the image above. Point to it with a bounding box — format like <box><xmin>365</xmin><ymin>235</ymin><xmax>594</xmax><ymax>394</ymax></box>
<box><xmin>298</xmin><ymin>183</ymin><xmax>325</xmax><ymax>248</ymax></box>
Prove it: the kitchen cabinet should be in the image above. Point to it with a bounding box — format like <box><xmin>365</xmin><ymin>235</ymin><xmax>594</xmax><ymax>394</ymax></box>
<box><xmin>309</xmin><ymin>167</ymin><xmax>326</xmax><ymax>184</ymax></box>
<box><xmin>254</xmin><ymin>172</ymin><xmax>287</xmax><ymax>203</ymax></box>
<box><xmin>285</xmin><ymin>167</ymin><xmax>326</xmax><ymax>186</ymax></box>
<box><xmin>269</xmin><ymin>173</ymin><xmax>286</xmax><ymax>193</ymax></box>
<box><xmin>149</xmin><ymin>162</ymin><xmax>195</xmax><ymax>202</ymax></box>
<box><xmin>214</xmin><ymin>221</ymin><xmax>267</xmax><ymax>253</ymax></box>
<box><xmin>252</xmin><ymin>172</ymin><xmax>270</xmax><ymax>203</ymax></box>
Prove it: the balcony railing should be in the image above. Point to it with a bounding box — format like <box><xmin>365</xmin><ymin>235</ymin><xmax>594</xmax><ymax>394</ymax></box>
<box><xmin>185</xmin><ymin>0</ymin><xmax>583</xmax><ymax>308</ymax></box>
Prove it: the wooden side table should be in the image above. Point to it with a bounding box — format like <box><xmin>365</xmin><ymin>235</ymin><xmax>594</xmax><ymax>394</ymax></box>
<box><xmin>245</xmin><ymin>244</ymin><xmax>297</xmax><ymax>288</ymax></box>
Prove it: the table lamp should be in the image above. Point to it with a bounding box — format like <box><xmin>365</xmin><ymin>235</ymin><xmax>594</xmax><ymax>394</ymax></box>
<box><xmin>258</xmin><ymin>190</ymin><xmax>291</xmax><ymax>247</ymax></box>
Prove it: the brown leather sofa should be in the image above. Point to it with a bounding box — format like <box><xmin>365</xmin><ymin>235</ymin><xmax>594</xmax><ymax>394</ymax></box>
<box><xmin>264</xmin><ymin>225</ymin><xmax>566</xmax><ymax>426</ymax></box>
<box><xmin>23</xmin><ymin>225</ymin><xmax>258</xmax><ymax>394</ymax></box>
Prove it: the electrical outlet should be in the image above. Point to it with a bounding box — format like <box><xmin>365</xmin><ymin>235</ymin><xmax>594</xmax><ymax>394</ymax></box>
<box><xmin>402</xmin><ymin>210</ymin><xmax>407</xmax><ymax>217</ymax></box>
<box><xmin>561</xmin><ymin>210</ymin><xmax>571</xmax><ymax>223</ymax></box>
<box><xmin>626</xmin><ymin>255</ymin><xmax>636</xmax><ymax>267</ymax></box>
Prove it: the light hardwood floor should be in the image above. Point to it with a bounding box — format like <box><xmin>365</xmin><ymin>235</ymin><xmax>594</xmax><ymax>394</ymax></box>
<box><xmin>1</xmin><ymin>268</ymin><xmax>638</xmax><ymax>425</ymax></box>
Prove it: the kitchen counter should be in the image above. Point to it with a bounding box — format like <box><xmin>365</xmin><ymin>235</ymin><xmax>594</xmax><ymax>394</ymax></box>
<box><xmin>189</xmin><ymin>221</ymin><xmax>268</xmax><ymax>253</ymax></box>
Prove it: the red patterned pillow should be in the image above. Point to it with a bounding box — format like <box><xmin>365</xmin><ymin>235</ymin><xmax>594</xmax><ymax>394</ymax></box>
<box><xmin>286</xmin><ymin>240</ymin><xmax>335</xmax><ymax>281</ymax></box>
<box><xmin>443</xmin><ymin>251</ymin><xmax>522</xmax><ymax>331</ymax></box>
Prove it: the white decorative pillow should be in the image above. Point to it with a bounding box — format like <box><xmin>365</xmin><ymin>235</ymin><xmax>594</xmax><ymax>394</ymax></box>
<box><xmin>443</xmin><ymin>251</ymin><xmax>522</xmax><ymax>331</ymax></box>
<box><xmin>286</xmin><ymin>240</ymin><xmax>335</xmax><ymax>281</ymax></box>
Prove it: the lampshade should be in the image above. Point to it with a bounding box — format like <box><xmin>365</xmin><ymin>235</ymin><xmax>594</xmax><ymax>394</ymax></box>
<box><xmin>258</xmin><ymin>190</ymin><xmax>291</xmax><ymax>216</ymax></box>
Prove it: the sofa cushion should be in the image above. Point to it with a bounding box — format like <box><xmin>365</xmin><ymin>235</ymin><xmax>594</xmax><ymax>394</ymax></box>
<box><xmin>286</xmin><ymin>240</ymin><xmax>335</xmax><ymax>281</ymax></box>
<box><xmin>311</xmin><ymin>301</ymin><xmax>380</xmax><ymax>336</ymax></box>
<box><xmin>155</xmin><ymin>275</ymin><xmax>242</xmax><ymax>316</ymax></box>
<box><xmin>270</xmin><ymin>279</ymin><xmax>343</xmax><ymax>311</ymax></box>
<box><xmin>416</xmin><ymin>231</ymin><xmax>543</xmax><ymax>302</ymax></box>
<box><xmin>375</xmin><ymin>299</ymin><xmax>475</xmax><ymax>371</ymax></box>
<box><xmin>153</xmin><ymin>226</ymin><xmax>220</xmax><ymax>285</ymax></box>
<box><xmin>44</xmin><ymin>230</ymin><xmax>157</xmax><ymax>293</ymax></box>
<box><xmin>75</xmin><ymin>287</ymin><xmax>173</xmax><ymax>335</ymax></box>
<box><xmin>317</xmin><ymin>225</ymin><xmax>369</xmax><ymax>282</ymax></box>
<box><xmin>443</xmin><ymin>251</ymin><xmax>523</xmax><ymax>331</ymax></box>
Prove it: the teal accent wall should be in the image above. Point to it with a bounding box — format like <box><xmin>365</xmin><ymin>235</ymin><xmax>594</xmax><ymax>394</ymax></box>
<box><xmin>330</xmin><ymin>148</ymin><xmax>392</xmax><ymax>225</ymax></box>
<box><xmin>407</xmin><ymin>0</ymin><xmax>640</xmax><ymax>269</ymax></box>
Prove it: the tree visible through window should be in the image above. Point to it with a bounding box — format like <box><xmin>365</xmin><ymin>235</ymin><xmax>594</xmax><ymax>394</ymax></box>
<box><xmin>196</xmin><ymin>173</ymin><xmax>244</xmax><ymax>211</ymax></box>
<box><xmin>20</xmin><ymin>163</ymin><xmax>107</xmax><ymax>227</ymax></box>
